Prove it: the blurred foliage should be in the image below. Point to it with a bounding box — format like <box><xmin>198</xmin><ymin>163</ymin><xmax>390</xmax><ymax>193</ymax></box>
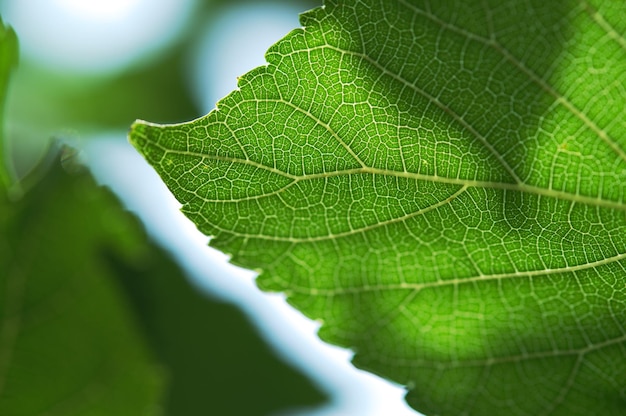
<box><xmin>0</xmin><ymin>155</ymin><xmax>166</xmax><ymax>416</ymax></box>
<box><xmin>4</xmin><ymin>43</ymin><xmax>200</xmax><ymax>178</ymax></box>
<box><xmin>0</xmin><ymin>5</ymin><xmax>327</xmax><ymax>415</ymax></box>
<box><xmin>0</xmin><ymin>15</ymin><xmax>16</xmax><ymax>187</ymax></box>
<box><xmin>108</xmin><ymin>241</ymin><xmax>326</xmax><ymax>416</ymax></box>
<box><xmin>0</xmin><ymin>153</ymin><xmax>326</xmax><ymax>415</ymax></box>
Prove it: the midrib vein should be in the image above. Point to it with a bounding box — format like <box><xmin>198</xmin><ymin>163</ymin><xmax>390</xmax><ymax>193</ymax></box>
<box><xmin>152</xmin><ymin>143</ymin><xmax>626</xmax><ymax>212</ymax></box>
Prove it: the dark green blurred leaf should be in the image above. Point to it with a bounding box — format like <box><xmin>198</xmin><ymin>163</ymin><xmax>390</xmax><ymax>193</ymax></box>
<box><xmin>0</xmin><ymin>158</ymin><xmax>165</xmax><ymax>415</ymax></box>
<box><xmin>107</xmin><ymin>244</ymin><xmax>327</xmax><ymax>416</ymax></box>
<box><xmin>0</xmin><ymin>16</ymin><xmax>17</xmax><ymax>189</ymax></box>
<box><xmin>0</xmin><ymin>154</ymin><xmax>327</xmax><ymax>415</ymax></box>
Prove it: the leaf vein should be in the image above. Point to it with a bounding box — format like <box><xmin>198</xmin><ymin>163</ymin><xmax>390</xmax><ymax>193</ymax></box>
<box><xmin>300</xmin><ymin>249</ymin><xmax>626</xmax><ymax>295</ymax></box>
<box><xmin>396</xmin><ymin>0</ymin><xmax>626</xmax><ymax>164</ymax></box>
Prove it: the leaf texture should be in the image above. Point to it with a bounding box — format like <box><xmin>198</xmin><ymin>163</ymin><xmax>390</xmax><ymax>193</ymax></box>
<box><xmin>130</xmin><ymin>0</ymin><xmax>626</xmax><ymax>414</ymax></box>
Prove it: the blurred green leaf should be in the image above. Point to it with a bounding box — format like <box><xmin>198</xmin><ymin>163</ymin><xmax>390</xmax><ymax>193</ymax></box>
<box><xmin>9</xmin><ymin>51</ymin><xmax>199</xmax><ymax>132</ymax></box>
<box><xmin>1</xmin><ymin>8</ymin><xmax>327</xmax><ymax>415</ymax></box>
<box><xmin>131</xmin><ymin>0</ymin><xmax>626</xmax><ymax>414</ymax></box>
<box><xmin>107</xmin><ymin>244</ymin><xmax>327</xmax><ymax>416</ymax></box>
<box><xmin>0</xmin><ymin>16</ymin><xmax>17</xmax><ymax>188</ymax></box>
<box><xmin>0</xmin><ymin>153</ymin><xmax>327</xmax><ymax>415</ymax></box>
<box><xmin>0</xmin><ymin>158</ymin><xmax>166</xmax><ymax>415</ymax></box>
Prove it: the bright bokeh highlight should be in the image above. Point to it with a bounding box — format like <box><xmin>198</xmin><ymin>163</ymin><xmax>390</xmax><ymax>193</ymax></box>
<box><xmin>190</xmin><ymin>2</ymin><xmax>306</xmax><ymax>112</ymax></box>
<box><xmin>0</xmin><ymin>0</ymin><xmax>195</xmax><ymax>74</ymax></box>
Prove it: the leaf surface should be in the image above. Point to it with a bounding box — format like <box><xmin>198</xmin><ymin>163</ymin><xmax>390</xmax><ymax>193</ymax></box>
<box><xmin>130</xmin><ymin>1</ymin><xmax>626</xmax><ymax>414</ymax></box>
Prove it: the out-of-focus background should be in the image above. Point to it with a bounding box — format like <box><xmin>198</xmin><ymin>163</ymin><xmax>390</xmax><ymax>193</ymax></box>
<box><xmin>0</xmin><ymin>0</ymin><xmax>420</xmax><ymax>414</ymax></box>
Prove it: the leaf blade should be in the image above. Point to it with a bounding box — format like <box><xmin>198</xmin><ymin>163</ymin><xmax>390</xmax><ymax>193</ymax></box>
<box><xmin>131</xmin><ymin>1</ymin><xmax>626</xmax><ymax>414</ymax></box>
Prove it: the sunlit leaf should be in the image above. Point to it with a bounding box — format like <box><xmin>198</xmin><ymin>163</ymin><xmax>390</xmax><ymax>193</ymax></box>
<box><xmin>131</xmin><ymin>0</ymin><xmax>626</xmax><ymax>414</ymax></box>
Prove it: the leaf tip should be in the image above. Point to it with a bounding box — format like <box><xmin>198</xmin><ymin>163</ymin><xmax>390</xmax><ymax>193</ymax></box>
<box><xmin>128</xmin><ymin>119</ymin><xmax>157</xmax><ymax>151</ymax></box>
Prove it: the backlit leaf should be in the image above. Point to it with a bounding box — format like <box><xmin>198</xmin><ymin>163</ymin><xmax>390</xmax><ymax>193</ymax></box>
<box><xmin>130</xmin><ymin>1</ymin><xmax>626</xmax><ymax>414</ymax></box>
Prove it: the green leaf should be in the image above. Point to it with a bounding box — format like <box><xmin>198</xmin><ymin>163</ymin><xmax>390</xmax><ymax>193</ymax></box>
<box><xmin>107</xmin><ymin>246</ymin><xmax>327</xmax><ymax>416</ymax></box>
<box><xmin>130</xmin><ymin>0</ymin><xmax>626</xmax><ymax>414</ymax></box>
<box><xmin>0</xmin><ymin>17</ymin><xmax>325</xmax><ymax>416</ymax></box>
<box><xmin>1</xmin><ymin>25</ymin><xmax>166</xmax><ymax>414</ymax></box>
<box><xmin>0</xmin><ymin>17</ymin><xmax>18</xmax><ymax>189</ymax></box>
<box><xmin>0</xmin><ymin>158</ymin><xmax>165</xmax><ymax>415</ymax></box>
<box><xmin>0</xmin><ymin>155</ymin><xmax>326</xmax><ymax>415</ymax></box>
